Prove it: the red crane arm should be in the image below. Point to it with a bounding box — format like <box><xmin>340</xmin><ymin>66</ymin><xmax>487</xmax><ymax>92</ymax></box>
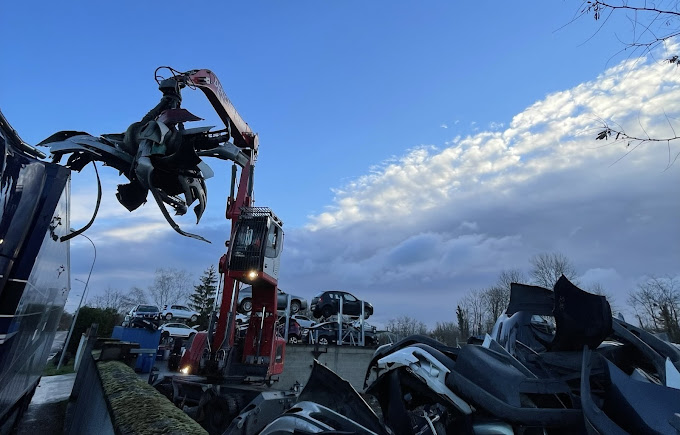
<box><xmin>186</xmin><ymin>69</ymin><xmax>259</xmax><ymax>152</ymax></box>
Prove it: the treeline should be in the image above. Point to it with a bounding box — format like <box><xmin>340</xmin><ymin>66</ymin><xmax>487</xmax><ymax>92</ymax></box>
<box><xmin>82</xmin><ymin>265</ymin><xmax>219</xmax><ymax>330</ymax></box>
<box><xmin>455</xmin><ymin>252</ymin><xmax>619</xmax><ymax>339</ymax></box>
<box><xmin>385</xmin><ymin>315</ymin><xmax>461</xmax><ymax>347</ymax></box>
<box><xmin>388</xmin><ymin>252</ymin><xmax>680</xmax><ymax>344</ymax></box>
<box><xmin>59</xmin><ymin>265</ymin><xmax>220</xmax><ymax>353</ymax></box>
<box><xmin>386</xmin><ymin>253</ymin><xmax>584</xmax><ymax>344</ymax></box>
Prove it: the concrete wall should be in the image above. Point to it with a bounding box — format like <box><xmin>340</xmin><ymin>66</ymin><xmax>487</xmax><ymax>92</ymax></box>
<box><xmin>275</xmin><ymin>345</ymin><xmax>376</xmax><ymax>392</ymax></box>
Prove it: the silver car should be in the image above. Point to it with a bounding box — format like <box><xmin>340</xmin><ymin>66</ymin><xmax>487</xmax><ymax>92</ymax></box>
<box><xmin>237</xmin><ymin>287</ymin><xmax>308</xmax><ymax>314</ymax></box>
<box><xmin>161</xmin><ymin>304</ymin><xmax>199</xmax><ymax>322</ymax></box>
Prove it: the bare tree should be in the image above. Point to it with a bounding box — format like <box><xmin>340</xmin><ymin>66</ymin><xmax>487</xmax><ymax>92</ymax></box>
<box><xmin>482</xmin><ymin>269</ymin><xmax>525</xmax><ymax>326</ymax></box>
<box><xmin>91</xmin><ymin>286</ymin><xmax>152</xmax><ymax>314</ymax></box>
<box><xmin>386</xmin><ymin>315</ymin><xmax>428</xmax><ymax>340</ymax></box>
<box><xmin>629</xmin><ymin>279</ymin><xmax>664</xmax><ymax>330</ymax></box>
<box><xmin>482</xmin><ymin>287</ymin><xmax>506</xmax><ymax>331</ymax></box>
<box><xmin>579</xmin><ymin>1</ymin><xmax>680</xmax><ymax>61</ymax></box>
<box><xmin>574</xmin><ymin>1</ymin><xmax>680</xmax><ymax>164</ymax></box>
<box><xmin>90</xmin><ymin>287</ymin><xmax>130</xmax><ymax>313</ymax></box>
<box><xmin>460</xmin><ymin>290</ymin><xmax>487</xmax><ymax>336</ymax></box>
<box><xmin>530</xmin><ymin>252</ymin><xmax>578</xmax><ymax>289</ymax></box>
<box><xmin>588</xmin><ymin>282</ymin><xmax>620</xmax><ymax>315</ymax></box>
<box><xmin>148</xmin><ymin>268</ymin><xmax>193</xmax><ymax>308</ymax></box>
<box><xmin>120</xmin><ymin>286</ymin><xmax>148</xmax><ymax>312</ymax></box>
<box><xmin>628</xmin><ymin>275</ymin><xmax>680</xmax><ymax>340</ymax></box>
<box><xmin>429</xmin><ymin>321</ymin><xmax>460</xmax><ymax>347</ymax></box>
<box><xmin>497</xmin><ymin>269</ymin><xmax>526</xmax><ymax>292</ymax></box>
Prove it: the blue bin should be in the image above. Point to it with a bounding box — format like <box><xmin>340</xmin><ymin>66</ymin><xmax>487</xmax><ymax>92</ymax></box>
<box><xmin>111</xmin><ymin>326</ymin><xmax>161</xmax><ymax>373</ymax></box>
<box><xmin>112</xmin><ymin>326</ymin><xmax>161</xmax><ymax>349</ymax></box>
<box><xmin>138</xmin><ymin>353</ymin><xmax>154</xmax><ymax>373</ymax></box>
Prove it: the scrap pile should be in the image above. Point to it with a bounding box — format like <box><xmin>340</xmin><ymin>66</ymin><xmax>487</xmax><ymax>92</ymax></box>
<box><xmin>260</xmin><ymin>276</ymin><xmax>680</xmax><ymax>434</ymax></box>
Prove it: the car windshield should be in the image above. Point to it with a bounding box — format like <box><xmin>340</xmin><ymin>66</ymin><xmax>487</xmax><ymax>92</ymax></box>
<box><xmin>138</xmin><ymin>305</ymin><xmax>158</xmax><ymax>312</ymax></box>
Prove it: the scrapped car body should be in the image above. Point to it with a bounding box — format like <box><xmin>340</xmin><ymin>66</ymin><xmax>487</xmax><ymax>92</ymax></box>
<box><xmin>308</xmin><ymin>321</ymin><xmax>377</xmax><ymax>346</ymax></box>
<box><xmin>359</xmin><ymin>275</ymin><xmax>680</xmax><ymax>434</ymax></box>
<box><xmin>235</xmin><ymin>313</ymin><xmax>250</xmax><ymax>326</ymax></box>
<box><xmin>129</xmin><ymin>304</ymin><xmax>161</xmax><ymax>320</ymax></box>
<box><xmin>276</xmin><ymin>316</ymin><xmax>303</xmax><ymax>344</ymax></box>
<box><xmin>291</xmin><ymin>314</ymin><xmax>316</xmax><ymax>329</ymax></box>
<box><xmin>159</xmin><ymin>323</ymin><xmax>198</xmax><ymax>338</ymax></box>
<box><xmin>260</xmin><ymin>362</ymin><xmax>387</xmax><ymax>434</ymax></box>
<box><xmin>237</xmin><ymin>286</ymin><xmax>308</xmax><ymax>314</ymax></box>
<box><xmin>122</xmin><ymin>304</ymin><xmax>161</xmax><ymax>329</ymax></box>
<box><xmin>156</xmin><ymin>274</ymin><xmax>680</xmax><ymax>433</ymax></box>
<box><xmin>310</xmin><ymin>290</ymin><xmax>373</xmax><ymax>319</ymax></box>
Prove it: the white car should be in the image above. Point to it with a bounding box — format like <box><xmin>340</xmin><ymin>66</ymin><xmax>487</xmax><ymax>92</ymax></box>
<box><xmin>159</xmin><ymin>323</ymin><xmax>198</xmax><ymax>338</ymax></box>
<box><xmin>161</xmin><ymin>304</ymin><xmax>199</xmax><ymax>322</ymax></box>
<box><xmin>291</xmin><ymin>314</ymin><xmax>316</xmax><ymax>329</ymax></box>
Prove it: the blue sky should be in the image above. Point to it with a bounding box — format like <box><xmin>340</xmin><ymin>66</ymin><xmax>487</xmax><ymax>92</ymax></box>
<box><xmin>2</xmin><ymin>2</ymin><xmax>678</xmax><ymax>327</ymax></box>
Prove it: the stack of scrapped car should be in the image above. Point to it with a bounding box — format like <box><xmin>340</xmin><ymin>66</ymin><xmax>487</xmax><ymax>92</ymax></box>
<box><xmin>307</xmin><ymin>321</ymin><xmax>378</xmax><ymax>346</ymax></box>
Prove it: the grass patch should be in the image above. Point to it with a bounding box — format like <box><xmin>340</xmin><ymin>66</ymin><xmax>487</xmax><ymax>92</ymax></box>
<box><xmin>42</xmin><ymin>360</ymin><xmax>75</xmax><ymax>376</ymax></box>
<box><xmin>98</xmin><ymin>361</ymin><xmax>207</xmax><ymax>435</ymax></box>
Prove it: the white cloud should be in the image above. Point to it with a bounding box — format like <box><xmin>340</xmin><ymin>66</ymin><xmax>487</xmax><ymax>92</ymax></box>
<box><xmin>290</xmin><ymin>54</ymin><xmax>680</xmax><ymax>325</ymax></box>
<box><xmin>70</xmin><ymin>171</ymin><xmax>169</xmax><ymax>226</ymax></box>
<box><xmin>580</xmin><ymin>268</ymin><xmax>626</xmax><ymax>291</ymax></box>
<box><xmin>99</xmin><ymin>222</ymin><xmax>173</xmax><ymax>242</ymax></box>
<box><xmin>440</xmin><ymin>123</ymin><xmax>448</xmax><ymax>129</ymax></box>
<box><xmin>310</xmin><ymin>57</ymin><xmax>680</xmax><ymax>233</ymax></box>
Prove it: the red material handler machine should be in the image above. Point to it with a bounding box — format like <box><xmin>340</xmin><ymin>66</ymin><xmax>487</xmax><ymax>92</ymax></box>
<box><xmin>44</xmin><ymin>67</ymin><xmax>293</xmax><ymax>434</ymax></box>
<box><xmin>176</xmin><ymin>70</ymin><xmax>286</xmax><ymax>382</ymax></box>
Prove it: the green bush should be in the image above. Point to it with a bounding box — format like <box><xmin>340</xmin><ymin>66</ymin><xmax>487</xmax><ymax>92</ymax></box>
<box><xmin>66</xmin><ymin>306</ymin><xmax>121</xmax><ymax>354</ymax></box>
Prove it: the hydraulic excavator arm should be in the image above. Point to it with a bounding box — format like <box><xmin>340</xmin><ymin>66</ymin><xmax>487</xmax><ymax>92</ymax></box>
<box><xmin>41</xmin><ymin>67</ymin><xmax>285</xmax><ymax>380</ymax></box>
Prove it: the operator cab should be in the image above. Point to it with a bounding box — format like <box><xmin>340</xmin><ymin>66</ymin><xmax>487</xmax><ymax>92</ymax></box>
<box><xmin>229</xmin><ymin>207</ymin><xmax>283</xmax><ymax>285</ymax></box>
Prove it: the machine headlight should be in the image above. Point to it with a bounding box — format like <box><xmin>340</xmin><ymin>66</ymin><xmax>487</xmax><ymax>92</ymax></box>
<box><xmin>247</xmin><ymin>270</ymin><xmax>258</xmax><ymax>280</ymax></box>
<box><xmin>180</xmin><ymin>366</ymin><xmax>191</xmax><ymax>374</ymax></box>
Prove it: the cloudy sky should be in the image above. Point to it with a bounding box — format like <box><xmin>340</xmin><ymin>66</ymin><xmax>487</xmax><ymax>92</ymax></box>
<box><xmin>2</xmin><ymin>2</ymin><xmax>678</xmax><ymax>327</ymax></box>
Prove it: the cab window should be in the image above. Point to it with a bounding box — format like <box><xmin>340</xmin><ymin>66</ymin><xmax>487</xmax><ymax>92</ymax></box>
<box><xmin>265</xmin><ymin>223</ymin><xmax>282</xmax><ymax>258</ymax></box>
